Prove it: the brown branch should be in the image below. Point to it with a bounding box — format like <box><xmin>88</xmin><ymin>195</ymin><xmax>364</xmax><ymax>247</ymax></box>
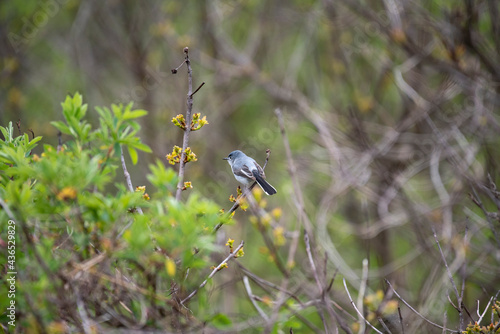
<box><xmin>431</xmin><ymin>224</ymin><xmax>461</xmax><ymax>330</ymax></box>
<box><xmin>343</xmin><ymin>278</ymin><xmax>383</xmax><ymax>334</ymax></box>
<box><xmin>398</xmin><ymin>304</ymin><xmax>405</xmax><ymax>334</ymax></box>
<box><xmin>385</xmin><ymin>279</ymin><xmax>454</xmax><ymax>332</ymax></box>
<box><xmin>57</xmin><ymin>131</ymin><xmax>63</xmax><ymax>152</ymax></box>
<box><xmin>181</xmin><ymin>240</ymin><xmax>244</xmax><ymax>305</ymax></box>
<box><xmin>190</xmin><ymin>81</ymin><xmax>205</xmax><ymax>98</ymax></box>
<box><xmin>175</xmin><ymin>47</ymin><xmax>195</xmax><ymax>201</ymax></box>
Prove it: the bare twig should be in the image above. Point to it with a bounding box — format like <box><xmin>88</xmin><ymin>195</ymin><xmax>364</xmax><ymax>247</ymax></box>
<box><xmin>57</xmin><ymin>131</ymin><xmax>63</xmax><ymax>153</ymax></box>
<box><xmin>305</xmin><ymin>231</ymin><xmax>323</xmax><ymax>295</ymax></box>
<box><xmin>190</xmin><ymin>82</ymin><xmax>205</xmax><ymax>98</ymax></box>
<box><xmin>0</xmin><ymin>196</ymin><xmax>16</xmax><ymax>221</ymax></box>
<box><xmin>175</xmin><ymin>47</ymin><xmax>195</xmax><ymax>201</ymax></box>
<box><xmin>385</xmin><ymin>279</ymin><xmax>454</xmax><ymax>332</ymax></box>
<box><xmin>73</xmin><ymin>284</ymin><xmax>93</xmax><ymax>334</ymax></box>
<box><xmin>398</xmin><ymin>304</ymin><xmax>405</xmax><ymax>334</ymax></box>
<box><xmin>181</xmin><ymin>240</ymin><xmax>244</xmax><ymax>304</ymax></box>
<box><xmin>431</xmin><ymin>224</ymin><xmax>461</xmax><ymax>329</ymax></box>
<box><xmin>442</xmin><ymin>311</ymin><xmax>447</xmax><ymax>334</ymax></box>
<box><xmin>356</xmin><ymin>259</ymin><xmax>369</xmax><ymax>334</ymax></box>
<box><xmin>343</xmin><ymin>278</ymin><xmax>383</xmax><ymax>334</ymax></box>
<box><xmin>377</xmin><ymin>316</ymin><xmax>393</xmax><ymax>334</ymax></box>
<box><xmin>304</xmin><ymin>231</ymin><xmax>328</xmax><ymax>333</ymax></box>
<box><xmin>275</xmin><ymin>108</ymin><xmax>313</xmax><ymax>236</ymax></box>
<box><xmin>120</xmin><ymin>146</ymin><xmax>143</xmax><ymax>215</ymax></box>
<box><xmin>242</xmin><ymin>275</ymin><xmax>269</xmax><ymax>321</ymax></box>
<box><xmin>469</xmin><ymin>186</ymin><xmax>500</xmax><ymax>248</ymax></box>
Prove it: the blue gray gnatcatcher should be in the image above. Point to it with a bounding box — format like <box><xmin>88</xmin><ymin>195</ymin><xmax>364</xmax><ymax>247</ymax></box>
<box><xmin>223</xmin><ymin>150</ymin><xmax>277</xmax><ymax>195</ymax></box>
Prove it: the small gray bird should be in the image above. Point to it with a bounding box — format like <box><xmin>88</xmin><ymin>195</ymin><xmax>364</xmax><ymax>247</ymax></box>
<box><xmin>223</xmin><ymin>150</ymin><xmax>277</xmax><ymax>195</ymax></box>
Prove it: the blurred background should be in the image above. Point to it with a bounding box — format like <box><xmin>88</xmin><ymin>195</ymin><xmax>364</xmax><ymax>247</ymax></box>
<box><xmin>2</xmin><ymin>0</ymin><xmax>500</xmax><ymax>332</ymax></box>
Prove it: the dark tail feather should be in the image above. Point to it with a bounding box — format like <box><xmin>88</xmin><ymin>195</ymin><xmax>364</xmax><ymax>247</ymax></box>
<box><xmin>253</xmin><ymin>172</ymin><xmax>277</xmax><ymax>195</ymax></box>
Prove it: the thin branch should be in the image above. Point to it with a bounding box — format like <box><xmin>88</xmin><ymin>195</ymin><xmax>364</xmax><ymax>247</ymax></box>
<box><xmin>304</xmin><ymin>231</ymin><xmax>323</xmax><ymax>294</ymax></box>
<box><xmin>398</xmin><ymin>304</ymin><xmax>405</xmax><ymax>334</ymax></box>
<box><xmin>343</xmin><ymin>278</ymin><xmax>383</xmax><ymax>334</ymax></box>
<box><xmin>469</xmin><ymin>186</ymin><xmax>500</xmax><ymax>248</ymax></box>
<box><xmin>431</xmin><ymin>224</ymin><xmax>461</xmax><ymax>328</ymax></box>
<box><xmin>0</xmin><ymin>196</ymin><xmax>16</xmax><ymax>221</ymax></box>
<box><xmin>73</xmin><ymin>284</ymin><xmax>93</xmax><ymax>334</ymax></box>
<box><xmin>175</xmin><ymin>47</ymin><xmax>195</xmax><ymax>201</ymax></box>
<box><xmin>304</xmin><ymin>231</ymin><xmax>328</xmax><ymax>333</ymax></box>
<box><xmin>181</xmin><ymin>240</ymin><xmax>244</xmax><ymax>305</ymax></box>
<box><xmin>190</xmin><ymin>82</ymin><xmax>205</xmax><ymax>98</ymax></box>
<box><xmin>377</xmin><ymin>316</ymin><xmax>393</xmax><ymax>334</ymax></box>
<box><xmin>242</xmin><ymin>275</ymin><xmax>270</xmax><ymax>322</ymax></box>
<box><xmin>120</xmin><ymin>146</ymin><xmax>143</xmax><ymax>215</ymax></box>
<box><xmin>356</xmin><ymin>259</ymin><xmax>369</xmax><ymax>334</ymax></box>
<box><xmin>385</xmin><ymin>279</ymin><xmax>454</xmax><ymax>332</ymax></box>
<box><xmin>442</xmin><ymin>311</ymin><xmax>447</xmax><ymax>334</ymax></box>
<box><xmin>57</xmin><ymin>131</ymin><xmax>63</xmax><ymax>153</ymax></box>
<box><xmin>275</xmin><ymin>108</ymin><xmax>313</xmax><ymax>236</ymax></box>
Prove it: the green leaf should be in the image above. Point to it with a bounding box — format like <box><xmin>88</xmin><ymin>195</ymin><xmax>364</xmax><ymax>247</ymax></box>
<box><xmin>128</xmin><ymin>146</ymin><xmax>138</xmax><ymax>165</ymax></box>
<box><xmin>51</xmin><ymin>121</ymin><xmax>71</xmax><ymax>135</ymax></box>
<box><xmin>129</xmin><ymin>142</ymin><xmax>152</xmax><ymax>153</ymax></box>
<box><xmin>210</xmin><ymin>313</ymin><xmax>232</xmax><ymax>329</ymax></box>
<box><xmin>123</xmin><ymin>109</ymin><xmax>148</xmax><ymax>120</ymax></box>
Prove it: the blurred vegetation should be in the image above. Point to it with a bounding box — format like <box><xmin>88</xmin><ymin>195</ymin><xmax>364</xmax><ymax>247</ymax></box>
<box><xmin>1</xmin><ymin>0</ymin><xmax>500</xmax><ymax>333</ymax></box>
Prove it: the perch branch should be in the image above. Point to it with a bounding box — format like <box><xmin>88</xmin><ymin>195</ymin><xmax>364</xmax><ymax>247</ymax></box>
<box><xmin>214</xmin><ymin>150</ymin><xmax>271</xmax><ymax>232</ymax></box>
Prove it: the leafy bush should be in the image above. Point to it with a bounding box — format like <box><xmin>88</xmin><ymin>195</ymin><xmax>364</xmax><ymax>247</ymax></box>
<box><xmin>0</xmin><ymin>93</ymin><xmax>233</xmax><ymax>331</ymax></box>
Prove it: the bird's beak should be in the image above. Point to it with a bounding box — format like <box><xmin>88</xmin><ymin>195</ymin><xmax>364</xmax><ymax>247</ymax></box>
<box><xmin>223</xmin><ymin>157</ymin><xmax>229</xmax><ymax>160</ymax></box>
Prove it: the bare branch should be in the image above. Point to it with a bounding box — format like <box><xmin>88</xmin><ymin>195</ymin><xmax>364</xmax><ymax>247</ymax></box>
<box><xmin>120</xmin><ymin>146</ymin><xmax>143</xmax><ymax>215</ymax></box>
<box><xmin>181</xmin><ymin>240</ymin><xmax>244</xmax><ymax>305</ymax></box>
<box><xmin>175</xmin><ymin>47</ymin><xmax>195</xmax><ymax>201</ymax></box>
<box><xmin>243</xmin><ymin>275</ymin><xmax>270</xmax><ymax>322</ymax></box>
<box><xmin>343</xmin><ymin>278</ymin><xmax>383</xmax><ymax>334</ymax></box>
<box><xmin>385</xmin><ymin>279</ymin><xmax>454</xmax><ymax>332</ymax></box>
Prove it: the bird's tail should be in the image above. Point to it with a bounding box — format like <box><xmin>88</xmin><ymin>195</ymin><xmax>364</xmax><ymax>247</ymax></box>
<box><xmin>253</xmin><ymin>171</ymin><xmax>277</xmax><ymax>195</ymax></box>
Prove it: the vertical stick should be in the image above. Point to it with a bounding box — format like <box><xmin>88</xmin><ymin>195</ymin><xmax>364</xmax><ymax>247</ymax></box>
<box><xmin>175</xmin><ymin>47</ymin><xmax>194</xmax><ymax>201</ymax></box>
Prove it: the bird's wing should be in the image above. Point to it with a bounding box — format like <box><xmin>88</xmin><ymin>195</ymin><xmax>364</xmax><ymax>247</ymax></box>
<box><xmin>233</xmin><ymin>163</ymin><xmax>256</xmax><ymax>180</ymax></box>
<box><xmin>253</xmin><ymin>161</ymin><xmax>266</xmax><ymax>178</ymax></box>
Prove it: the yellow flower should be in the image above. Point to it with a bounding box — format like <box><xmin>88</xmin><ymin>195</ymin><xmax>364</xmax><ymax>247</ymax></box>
<box><xmin>165</xmin><ymin>258</ymin><xmax>176</xmax><ymax>277</ymax></box>
<box><xmin>56</xmin><ymin>187</ymin><xmax>77</xmax><ymax>201</ymax></box>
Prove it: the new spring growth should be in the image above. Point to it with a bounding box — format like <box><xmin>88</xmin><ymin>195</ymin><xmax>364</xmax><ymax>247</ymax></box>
<box><xmin>181</xmin><ymin>181</ymin><xmax>192</xmax><ymax>191</ymax></box>
<box><xmin>135</xmin><ymin>186</ymin><xmax>150</xmax><ymax>200</ymax></box>
<box><xmin>171</xmin><ymin>113</ymin><xmax>208</xmax><ymax>131</ymax></box>
<box><xmin>191</xmin><ymin>113</ymin><xmax>208</xmax><ymax>131</ymax></box>
<box><xmin>166</xmin><ymin>146</ymin><xmax>197</xmax><ymax>165</ymax></box>
<box><xmin>226</xmin><ymin>238</ymin><xmax>244</xmax><ymax>258</ymax></box>
<box><xmin>171</xmin><ymin>114</ymin><xmax>186</xmax><ymax>130</ymax></box>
